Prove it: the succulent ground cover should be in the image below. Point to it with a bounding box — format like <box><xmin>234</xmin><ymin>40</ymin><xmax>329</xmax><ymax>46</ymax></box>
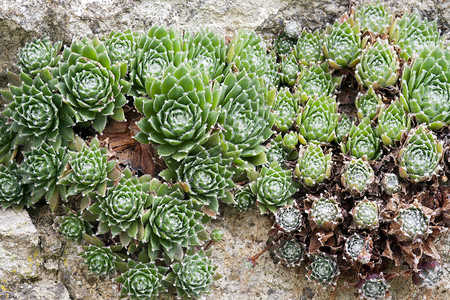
<box><xmin>0</xmin><ymin>2</ymin><xmax>449</xmax><ymax>299</ymax></box>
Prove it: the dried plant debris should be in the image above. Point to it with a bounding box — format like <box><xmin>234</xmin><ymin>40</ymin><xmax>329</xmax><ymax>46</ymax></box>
<box><xmin>0</xmin><ymin>2</ymin><xmax>449</xmax><ymax>299</ymax></box>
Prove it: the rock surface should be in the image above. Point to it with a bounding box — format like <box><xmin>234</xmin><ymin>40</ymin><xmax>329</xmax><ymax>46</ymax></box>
<box><xmin>0</xmin><ymin>0</ymin><xmax>449</xmax><ymax>299</ymax></box>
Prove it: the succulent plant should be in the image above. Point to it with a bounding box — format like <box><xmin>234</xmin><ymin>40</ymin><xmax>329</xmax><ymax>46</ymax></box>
<box><xmin>413</xmin><ymin>260</ymin><xmax>444</xmax><ymax>288</ymax></box>
<box><xmin>356</xmin><ymin>39</ymin><xmax>399</xmax><ymax>89</ymax></box>
<box><xmin>399</xmin><ymin>47</ymin><xmax>450</xmax><ymax>131</ymax></box>
<box><xmin>359</xmin><ymin>273</ymin><xmax>390</xmax><ymax>300</ymax></box>
<box><xmin>344</xmin><ymin>234</ymin><xmax>372</xmax><ymax>264</ymax></box>
<box><xmin>89</xmin><ymin>169</ymin><xmax>152</xmax><ymax>247</ymax></box>
<box><xmin>342</xmin><ymin>118</ymin><xmax>381</xmax><ymax>160</ymax></box>
<box><xmin>161</xmin><ymin>145</ymin><xmax>235</xmax><ymax>213</ymax></box>
<box><xmin>218</xmin><ymin>71</ymin><xmax>274</xmax><ymax>168</ymax></box>
<box><xmin>185</xmin><ymin>28</ymin><xmax>228</xmax><ymax>82</ymax></box>
<box><xmin>210</xmin><ymin>229</ymin><xmax>224</xmax><ymax>242</ymax></box>
<box><xmin>135</xmin><ymin>63</ymin><xmax>219</xmax><ymax>161</ymax></box>
<box><xmin>58</xmin><ymin>37</ymin><xmax>131</xmax><ymax>132</ymax></box>
<box><xmin>116</xmin><ymin>261</ymin><xmax>167</xmax><ymax>300</ymax></box>
<box><xmin>341</xmin><ymin>158</ymin><xmax>375</xmax><ymax>195</ymax></box>
<box><xmin>354</xmin><ymin>2</ymin><xmax>392</xmax><ymax>35</ymax></box>
<box><xmin>297</xmin><ymin>63</ymin><xmax>340</xmax><ymax>103</ymax></box>
<box><xmin>355</xmin><ymin>86</ymin><xmax>382</xmax><ymax>120</ymax></box>
<box><xmin>1</xmin><ymin>69</ymin><xmax>75</xmax><ymax>147</ymax></box>
<box><xmin>102</xmin><ymin>29</ymin><xmax>141</xmax><ymax>64</ymax></box>
<box><xmin>58</xmin><ymin>212</ymin><xmax>92</xmax><ymax>243</ymax></box>
<box><xmin>20</xmin><ymin>141</ymin><xmax>68</xmax><ymax>207</ymax></box>
<box><xmin>391</xmin><ymin>202</ymin><xmax>431</xmax><ymax>242</ymax></box>
<box><xmin>307</xmin><ymin>254</ymin><xmax>339</xmax><ymax>285</ymax></box>
<box><xmin>226</xmin><ymin>28</ymin><xmax>279</xmax><ymax>87</ymax></box>
<box><xmin>390</xmin><ymin>11</ymin><xmax>442</xmax><ymax>60</ymax></box>
<box><xmin>297</xmin><ymin>95</ymin><xmax>339</xmax><ymax>145</ymax></box>
<box><xmin>398</xmin><ymin>125</ymin><xmax>442</xmax><ymax>182</ymax></box>
<box><xmin>250</xmin><ymin>161</ymin><xmax>297</xmax><ymax>214</ymax></box>
<box><xmin>276</xmin><ymin>238</ymin><xmax>305</xmax><ymax>267</ymax></box>
<box><xmin>0</xmin><ymin>163</ymin><xmax>31</xmax><ymax>211</ymax></box>
<box><xmin>274</xmin><ymin>205</ymin><xmax>303</xmax><ymax>232</ymax></box>
<box><xmin>80</xmin><ymin>245</ymin><xmax>119</xmax><ymax>275</ymax></box>
<box><xmin>381</xmin><ymin>173</ymin><xmax>400</xmax><ymax>195</ymax></box>
<box><xmin>294</xmin><ymin>30</ymin><xmax>324</xmax><ymax>66</ymax></box>
<box><xmin>17</xmin><ymin>36</ymin><xmax>62</xmax><ymax>77</ymax></box>
<box><xmin>59</xmin><ymin>137</ymin><xmax>116</xmax><ymax>198</ymax></box>
<box><xmin>280</xmin><ymin>53</ymin><xmax>300</xmax><ymax>87</ymax></box>
<box><xmin>170</xmin><ymin>248</ymin><xmax>218</xmax><ymax>299</ymax></box>
<box><xmin>335</xmin><ymin>114</ymin><xmax>353</xmax><ymax>143</ymax></box>
<box><xmin>274</xmin><ymin>35</ymin><xmax>296</xmax><ymax>56</ymax></box>
<box><xmin>0</xmin><ymin>116</ymin><xmax>16</xmax><ymax>164</ymax></box>
<box><xmin>295</xmin><ymin>143</ymin><xmax>332</xmax><ymax>187</ymax></box>
<box><xmin>130</xmin><ymin>25</ymin><xmax>185</xmax><ymax>95</ymax></box>
<box><xmin>308</xmin><ymin>196</ymin><xmax>343</xmax><ymax>231</ymax></box>
<box><xmin>376</xmin><ymin>99</ymin><xmax>411</xmax><ymax>146</ymax></box>
<box><xmin>232</xmin><ymin>186</ymin><xmax>256</xmax><ymax>212</ymax></box>
<box><xmin>265</xmin><ymin>134</ymin><xmax>297</xmax><ymax>166</ymax></box>
<box><xmin>323</xmin><ymin>17</ymin><xmax>366</xmax><ymax>69</ymax></box>
<box><xmin>272</xmin><ymin>88</ymin><xmax>299</xmax><ymax>132</ymax></box>
<box><xmin>351</xmin><ymin>198</ymin><xmax>379</xmax><ymax>230</ymax></box>
<box><xmin>145</xmin><ymin>184</ymin><xmax>207</xmax><ymax>260</ymax></box>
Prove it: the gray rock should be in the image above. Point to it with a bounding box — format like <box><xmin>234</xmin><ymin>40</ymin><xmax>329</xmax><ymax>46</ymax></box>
<box><xmin>0</xmin><ymin>281</ymin><xmax>70</xmax><ymax>300</ymax></box>
<box><xmin>0</xmin><ymin>208</ymin><xmax>41</xmax><ymax>284</ymax></box>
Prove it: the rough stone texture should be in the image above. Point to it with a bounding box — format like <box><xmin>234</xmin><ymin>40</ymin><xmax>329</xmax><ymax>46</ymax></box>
<box><xmin>0</xmin><ymin>0</ymin><xmax>450</xmax><ymax>299</ymax></box>
<box><xmin>0</xmin><ymin>0</ymin><xmax>449</xmax><ymax>88</ymax></box>
<box><xmin>0</xmin><ymin>209</ymin><xmax>41</xmax><ymax>285</ymax></box>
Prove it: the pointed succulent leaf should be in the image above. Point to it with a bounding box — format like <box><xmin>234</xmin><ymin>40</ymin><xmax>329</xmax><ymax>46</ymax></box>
<box><xmin>232</xmin><ymin>185</ymin><xmax>256</xmax><ymax>212</ymax></box>
<box><xmin>0</xmin><ymin>163</ymin><xmax>31</xmax><ymax>211</ymax></box>
<box><xmin>59</xmin><ymin>137</ymin><xmax>115</xmax><ymax>198</ymax></box>
<box><xmin>341</xmin><ymin>158</ymin><xmax>375</xmax><ymax>195</ymax></box>
<box><xmin>295</xmin><ymin>143</ymin><xmax>332</xmax><ymax>187</ymax></box>
<box><xmin>397</xmin><ymin>125</ymin><xmax>442</xmax><ymax>182</ymax></box>
<box><xmin>342</xmin><ymin>118</ymin><xmax>380</xmax><ymax>160</ymax></box>
<box><xmin>335</xmin><ymin>114</ymin><xmax>353</xmax><ymax>143</ymax></box>
<box><xmin>185</xmin><ymin>28</ymin><xmax>228</xmax><ymax>82</ymax></box>
<box><xmin>168</xmin><ymin>145</ymin><xmax>235</xmax><ymax>214</ymax></box>
<box><xmin>294</xmin><ymin>30</ymin><xmax>324</xmax><ymax>65</ymax></box>
<box><xmin>0</xmin><ymin>116</ymin><xmax>16</xmax><ymax>164</ymax></box>
<box><xmin>354</xmin><ymin>2</ymin><xmax>392</xmax><ymax>35</ymax></box>
<box><xmin>2</xmin><ymin>70</ymin><xmax>75</xmax><ymax>147</ymax></box>
<box><xmin>297</xmin><ymin>95</ymin><xmax>339</xmax><ymax>144</ymax></box>
<box><xmin>146</xmin><ymin>185</ymin><xmax>206</xmax><ymax>259</ymax></box>
<box><xmin>272</xmin><ymin>88</ymin><xmax>299</xmax><ymax>132</ymax></box>
<box><xmin>307</xmin><ymin>254</ymin><xmax>339</xmax><ymax>285</ymax></box>
<box><xmin>137</xmin><ymin>63</ymin><xmax>218</xmax><ymax>161</ymax></box>
<box><xmin>171</xmin><ymin>249</ymin><xmax>218</xmax><ymax>299</ymax></box>
<box><xmin>297</xmin><ymin>63</ymin><xmax>340</xmax><ymax>103</ymax></box>
<box><xmin>117</xmin><ymin>261</ymin><xmax>167</xmax><ymax>300</ymax></box>
<box><xmin>275</xmin><ymin>238</ymin><xmax>305</xmax><ymax>267</ymax></box>
<box><xmin>57</xmin><ymin>212</ymin><xmax>92</xmax><ymax>244</ymax></box>
<box><xmin>129</xmin><ymin>25</ymin><xmax>185</xmax><ymax>95</ymax></box>
<box><xmin>355</xmin><ymin>39</ymin><xmax>400</xmax><ymax>89</ymax></box>
<box><xmin>17</xmin><ymin>36</ymin><xmax>62</xmax><ymax>77</ymax></box>
<box><xmin>359</xmin><ymin>273</ymin><xmax>390</xmax><ymax>300</ymax></box>
<box><xmin>355</xmin><ymin>86</ymin><xmax>382</xmax><ymax>120</ymax></box>
<box><xmin>58</xmin><ymin>37</ymin><xmax>129</xmax><ymax>132</ymax></box>
<box><xmin>308</xmin><ymin>195</ymin><xmax>343</xmax><ymax>231</ymax></box>
<box><xmin>376</xmin><ymin>99</ymin><xmax>411</xmax><ymax>146</ymax></box>
<box><xmin>81</xmin><ymin>245</ymin><xmax>119</xmax><ymax>275</ymax></box>
<box><xmin>390</xmin><ymin>11</ymin><xmax>442</xmax><ymax>60</ymax></box>
<box><xmin>323</xmin><ymin>17</ymin><xmax>365</xmax><ymax>69</ymax></box>
<box><xmin>253</xmin><ymin>162</ymin><xmax>296</xmax><ymax>213</ymax></box>
<box><xmin>399</xmin><ymin>47</ymin><xmax>450</xmax><ymax>130</ymax></box>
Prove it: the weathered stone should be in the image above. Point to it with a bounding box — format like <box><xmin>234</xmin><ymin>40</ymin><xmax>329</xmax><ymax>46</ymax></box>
<box><xmin>0</xmin><ymin>280</ymin><xmax>70</xmax><ymax>300</ymax></box>
<box><xmin>0</xmin><ymin>209</ymin><xmax>41</xmax><ymax>284</ymax></box>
